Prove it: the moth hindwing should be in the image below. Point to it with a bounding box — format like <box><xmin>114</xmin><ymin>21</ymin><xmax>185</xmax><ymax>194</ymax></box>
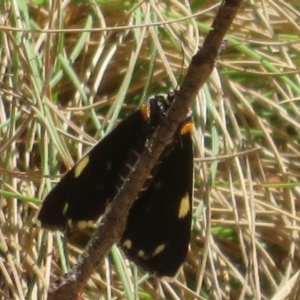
<box><xmin>38</xmin><ymin>92</ymin><xmax>193</xmax><ymax>277</ymax></box>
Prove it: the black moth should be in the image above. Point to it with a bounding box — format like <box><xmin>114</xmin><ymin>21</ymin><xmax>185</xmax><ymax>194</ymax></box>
<box><xmin>38</xmin><ymin>92</ymin><xmax>193</xmax><ymax>277</ymax></box>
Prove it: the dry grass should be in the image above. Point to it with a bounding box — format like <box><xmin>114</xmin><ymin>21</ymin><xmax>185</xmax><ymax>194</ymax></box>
<box><xmin>1</xmin><ymin>0</ymin><xmax>300</xmax><ymax>299</ymax></box>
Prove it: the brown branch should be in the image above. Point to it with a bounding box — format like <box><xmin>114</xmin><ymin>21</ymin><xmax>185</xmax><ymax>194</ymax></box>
<box><xmin>47</xmin><ymin>1</ymin><xmax>243</xmax><ymax>299</ymax></box>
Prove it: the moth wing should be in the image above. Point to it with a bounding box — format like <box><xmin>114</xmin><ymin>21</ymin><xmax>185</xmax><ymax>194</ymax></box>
<box><xmin>38</xmin><ymin>111</ymin><xmax>148</xmax><ymax>230</ymax></box>
<box><xmin>121</xmin><ymin>120</ymin><xmax>193</xmax><ymax>277</ymax></box>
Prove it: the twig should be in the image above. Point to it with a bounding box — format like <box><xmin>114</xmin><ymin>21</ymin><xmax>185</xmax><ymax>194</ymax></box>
<box><xmin>47</xmin><ymin>1</ymin><xmax>243</xmax><ymax>299</ymax></box>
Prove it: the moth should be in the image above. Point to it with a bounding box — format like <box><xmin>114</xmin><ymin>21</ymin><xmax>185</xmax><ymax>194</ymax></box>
<box><xmin>38</xmin><ymin>92</ymin><xmax>193</xmax><ymax>277</ymax></box>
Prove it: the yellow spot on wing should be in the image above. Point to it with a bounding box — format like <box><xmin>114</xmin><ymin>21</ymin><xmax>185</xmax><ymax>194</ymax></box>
<box><xmin>137</xmin><ymin>250</ymin><xmax>148</xmax><ymax>259</ymax></box>
<box><xmin>77</xmin><ymin>220</ymin><xmax>94</xmax><ymax>229</ymax></box>
<box><xmin>74</xmin><ymin>156</ymin><xmax>90</xmax><ymax>178</ymax></box>
<box><xmin>68</xmin><ymin>219</ymin><xmax>73</xmax><ymax>228</ymax></box>
<box><xmin>152</xmin><ymin>244</ymin><xmax>165</xmax><ymax>256</ymax></box>
<box><xmin>178</xmin><ymin>193</ymin><xmax>190</xmax><ymax>219</ymax></box>
<box><xmin>63</xmin><ymin>203</ymin><xmax>69</xmax><ymax>215</ymax></box>
<box><xmin>123</xmin><ymin>239</ymin><xmax>132</xmax><ymax>249</ymax></box>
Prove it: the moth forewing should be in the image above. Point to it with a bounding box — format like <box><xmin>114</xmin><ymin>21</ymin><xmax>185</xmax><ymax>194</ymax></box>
<box><xmin>38</xmin><ymin>110</ymin><xmax>150</xmax><ymax>229</ymax></box>
<box><xmin>120</xmin><ymin>118</ymin><xmax>193</xmax><ymax>277</ymax></box>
